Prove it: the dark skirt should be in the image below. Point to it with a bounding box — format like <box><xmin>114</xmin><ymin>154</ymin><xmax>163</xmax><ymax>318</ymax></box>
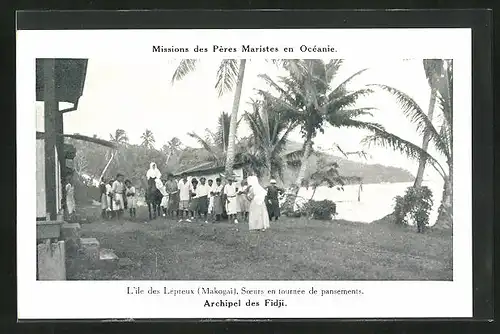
<box><xmin>189</xmin><ymin>197</ymin><xmax>198</xmax><ymax>212</ymax></box>
<box><xmin>267</xmin><ymin>199</ymin><xmax>280</xmax><ymax>218</ymax></box>
<box><xmin>197</xmin><ymin>196</ymin><xmax>209</xmax><ymax>214</ymax></box>
<box><xmin>213</xmin><ymin>195</ymin><xmax>223</xmax><ymax>215</ymax></box>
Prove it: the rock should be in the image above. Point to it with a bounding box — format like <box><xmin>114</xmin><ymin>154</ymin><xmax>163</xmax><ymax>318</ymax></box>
<box><xmin>99</xmin><ymin>248</ymin><xmax>119</xmax><ymax>271</ymax></box>
<box><xmin>80</xmin><ymin>237</ymin><xmax>100</xmax><ymax>267</ymax></box>
<box><xmin>118</xmin><ymin>258</ymin><xmax>134</xmax><ymax>268</ymax></box>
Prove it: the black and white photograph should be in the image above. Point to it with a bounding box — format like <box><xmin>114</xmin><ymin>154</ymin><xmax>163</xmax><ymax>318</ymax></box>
<box><xmin>18</xmin><ymin>25</ymin><xmax>473</xmax><ymax>319</ymax></box>
<box><xmin>35</xmin><ymin>57</ymin><xmax>454</xmax><ymax>282</ymax></box>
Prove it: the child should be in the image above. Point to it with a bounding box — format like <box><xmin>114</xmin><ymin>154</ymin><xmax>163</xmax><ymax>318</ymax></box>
<box><xmin>237</xmin><ymin>178</ymin><xmax>250</xmax><ymax>222</ymax></box>
<box><xmin>125</xmin><ymin>179</ymin><xmax>137</xmax><ymax>218</ymax></box>
<box><xmin>207</xmin><ymin>179</ymin><xmax>215</xmax><ymax>219</ymax></box>
<box><xmin>189</xmin><ymin>178</ymin><xmax>199</xmax><ymax>221</ymax></box>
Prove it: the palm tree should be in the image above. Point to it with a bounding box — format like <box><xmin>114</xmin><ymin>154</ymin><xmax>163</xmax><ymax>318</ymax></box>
<box><xmin>141</xmin><ymin>129</ymin><xmax>155</xmax><ymax>149</ymax></box>
<box><xmin>362</xmin><ymin>60</ymin><xmax>453</xmax><ymax>229</ymax></box>
<box><xmin>109</xmin><ymin>129</ymin><xmax>129</xmax><ymax>145</ymax></box>
<box><xmin>414</xmin><ymin>59</ymin><xmax>445</xmax><ymax>187</ymax></box>
<box><xmin>172</xmin><ymin>59</ymin><xmax>246</xmax><ymax>178</ymax></box>
<box><xmin>259</xmin><ymin>59</ymin><xmax>381</xmax><ymax>207</ymax></box>
<box><xmin>187</xmin><ymin>111</ymin><xmax>241</xmax><ymax>166</ymax></box>
<box><xmin>243</xmin><ymin>98</ymin><xmax>301</xmax><ymax>183</ymax></box>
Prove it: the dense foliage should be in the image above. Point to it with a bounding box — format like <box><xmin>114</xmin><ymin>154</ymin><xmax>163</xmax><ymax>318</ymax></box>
<box><xmin>393</xmin><ymin>186</ymin><xmax>434</xmax><ymax>232</ymax></box>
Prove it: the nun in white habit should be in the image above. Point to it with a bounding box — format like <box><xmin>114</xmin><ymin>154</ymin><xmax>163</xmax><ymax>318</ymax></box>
<box><xmin>246</xmin><ymin>175</ymin><xmax>270</xmax><ymax>231</ymax></box>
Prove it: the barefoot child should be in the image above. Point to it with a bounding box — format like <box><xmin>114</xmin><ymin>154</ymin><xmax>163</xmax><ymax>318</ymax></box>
<box><xmin>125</xmin><ymin>179</ymin><xmax>137</xmax><ymax>218</ymax></box>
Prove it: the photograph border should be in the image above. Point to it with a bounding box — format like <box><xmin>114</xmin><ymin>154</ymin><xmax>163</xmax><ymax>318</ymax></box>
<box><xmin>12</xmin><ymin>8</ymin><xmax>494</xmax><ymax>325</ymax></box>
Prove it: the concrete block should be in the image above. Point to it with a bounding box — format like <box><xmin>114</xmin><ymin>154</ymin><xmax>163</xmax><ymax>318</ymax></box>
<box><xmin>61</xmin><ymin>222</ymin><xmax>81</xmax><ymax>240</ymax></box>
<box><xmin>36</xmin><ymin>220</ymin><xmax>63</xmax><ymax>241</ymax></box>
<box><xmin>99</xmin><ymin>248</ymin><xmax>119</xmax><ymax>271</ymax></box>
<box><xmin>37</xmin><ymin>240</ymin><xmax>66</xmax><ymax>280</ymax></box>
<box><xmin>80</xmin><ymin>237</ymin><xmax>100</xmax><ymax>266</ymax></box>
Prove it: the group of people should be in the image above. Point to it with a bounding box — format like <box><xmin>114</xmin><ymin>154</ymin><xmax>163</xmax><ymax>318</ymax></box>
<box><xmin>99</xmin><ymin>173</ymin><xmax>138</xmax><ymax>220</ymax></box>
<box><xmin>99</xmin><ymin>161</ymin><xmax>285</xmax><ymax>232</ymax></box>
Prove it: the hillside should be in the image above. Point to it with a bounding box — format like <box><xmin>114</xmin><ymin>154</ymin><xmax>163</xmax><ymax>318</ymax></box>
<box><xmin>281</xmin><ymin>141</ymin><xmax>415</xmax><ymax>186</ymax></box>
<box><xmin>66</xmin><ymin>138</ymin><xmax>414</xmax><ymax>189</ymax></box>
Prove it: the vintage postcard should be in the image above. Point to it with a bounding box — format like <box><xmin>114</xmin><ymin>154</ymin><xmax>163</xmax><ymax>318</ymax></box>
<box><xmin>17</xmin><ymin>18</ymin><xmax>472</xmax><ymax>319</ymax></box>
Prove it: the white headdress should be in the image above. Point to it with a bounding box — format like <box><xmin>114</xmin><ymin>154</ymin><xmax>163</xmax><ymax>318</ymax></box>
<box><xmin>146</xmin><ymin>162</ymin><xmax>162</xmax><ymax>179</ymax></box>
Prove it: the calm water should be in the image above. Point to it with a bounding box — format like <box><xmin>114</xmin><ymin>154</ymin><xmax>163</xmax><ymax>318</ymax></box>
<box><xmin>295</xmin><ymin>180</ymin><xmax>444</xmax><ymax>225</ymax></box>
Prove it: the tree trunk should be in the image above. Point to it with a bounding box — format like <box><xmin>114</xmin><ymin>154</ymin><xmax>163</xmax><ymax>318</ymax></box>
<box><xmin>414</xmin><ymin>86</ymin><xmax>438</xmax><ymax>187</ymax></box>
<box><xmin>224</xmin><ymin>59</ymin><xmax>246</xmax><ymax>177</ymax></box>
<box><xmin>310</xmin><ymin>187</ymin><xmax>317</xmax><ymax>201</ymax></box>
<box><xmin>282</xmin><ymin>137</ymin><xmax>313</xmax><ymax>213</ymax></box>
<box><xmin>434</xmin><ymin>171</ymin><xmax>453</xmax><ymax>229</ymax></box>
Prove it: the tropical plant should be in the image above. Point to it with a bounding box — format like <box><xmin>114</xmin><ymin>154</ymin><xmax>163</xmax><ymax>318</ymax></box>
<box><xmin>109</xmin><ymin>129</ymin><xmax>129</xmax><ymax>145</ymax></box>
<box><xmin>302</xmin><ymin>157</ymin><xmax>363</xmax><ymax>201</ymax></box>
<box><xmin>172</xmin><ymin>59</ymin><xmax>246</xmax><ymax>178</ymax></box>
<box><xmin>362</xmin><ymin>59</ymin><xmax>453</xmax><ymax>229</ymax></box>
<box><xmin>414</xmin><ymin>59</ymin><xmax>445</xmax><ymax>187</ymax></box>
<box><xmin>393</xmin><ymin>186</ymin><xmax>434</xmax><ymax>233</ymax></box>
<box><xmin>243</xmin><ymin>98</ymin><xmax>301</xmax><ymax>182</ymax></box>
<box><xmin>140</xmin><ymin>129</ymin><xmax>155</xmax><ymax>149</ymax></box>
<box><xmin>258</xmin><ymin>59</ymin><xmax>381</xmax><ymax>208</ymax></box>
<box><xmin>303</xmin><ymin>200</ymin><xmax>337</xmax><ymax>220</ymax></box>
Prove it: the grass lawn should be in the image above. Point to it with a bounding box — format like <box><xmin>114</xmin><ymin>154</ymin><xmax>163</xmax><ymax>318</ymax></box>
<box><xmin>68</xmin><ymin>206</ymin><xmax>452</xmax><ymax>281</ymax></box>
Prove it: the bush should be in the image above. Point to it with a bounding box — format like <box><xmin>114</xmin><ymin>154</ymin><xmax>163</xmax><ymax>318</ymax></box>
<box><xmin>303</xmin><ymin>200</ymin><xmax>337</xmax><ymax>220</ymax></box>
<box><xmin>393</xmin><ymin>186</ymin><xmax>433</xmax><ymax>232</ymax></box>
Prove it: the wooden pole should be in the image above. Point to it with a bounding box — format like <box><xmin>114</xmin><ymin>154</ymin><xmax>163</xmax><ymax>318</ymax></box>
<box><xmin>44</xmin><ymin>59</ymin><xmax>58</xmax><ymax>220</ymax></box>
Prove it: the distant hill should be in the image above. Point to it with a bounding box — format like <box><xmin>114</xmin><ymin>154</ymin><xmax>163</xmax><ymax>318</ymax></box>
<box><xmin>281</xmin><ymin>141</ymin><xmax>415</xmax><ymax>186</ymax></box>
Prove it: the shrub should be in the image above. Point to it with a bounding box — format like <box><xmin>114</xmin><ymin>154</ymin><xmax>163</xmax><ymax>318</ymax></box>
<box><xmin>303</xmin><ymin>200</ymin><xmax>337</xmax><ymax>220</ymax></box>
<box><xmin>393</xmin><ymin>186</ymin><xmax>433</xmax><ymax>232</ymax></box>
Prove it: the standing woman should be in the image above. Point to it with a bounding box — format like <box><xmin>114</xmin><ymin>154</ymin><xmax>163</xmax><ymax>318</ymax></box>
<box><xmin>246</xmin><ymin>175</ymin><xmax>270</xmax><ymax>232</ymax></box>
<box><xmin>65</xmin><ymin>173</ymin><xmax>76</xmax><ymax>221</ymax></box>
<box><xmin>212</xmin><ymin>178</ymin><xmax>224</xmax><ymax>222</ymax></box>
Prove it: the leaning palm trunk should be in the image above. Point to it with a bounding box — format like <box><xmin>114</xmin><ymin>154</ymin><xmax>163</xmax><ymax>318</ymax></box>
<box><xmin>224</xmin><ymin>59</ymin><xmax>246</xmax><ymax>177</ymax></box>
<box><xmin>282</xmin><ymin>138</ymin><xmax>313</xmax><ymax>213</ymax></box>
<box><xmin>414</xmin><ymin>86</ymin><xmax>438</xmax><ymax>187</ymax></box>
<box><xmin>99</xmin><ymin>150</ymin><xmax>116</xmax><ymax>181</ymax></box>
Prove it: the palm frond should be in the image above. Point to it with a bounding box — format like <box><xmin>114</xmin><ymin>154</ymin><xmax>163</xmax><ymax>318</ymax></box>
<box><xmin>187</xmin><ymin>132</ymin><xmax>221</xmax><ymax>162</ymax></box>
<box><xmin>361</xmin><ymin>128</ymin><xmax>447</xmax><ymax>180</ymax></box>
<box><xmin>369</xmin><ymin>84</ymin><xmax>451</xmax><ymax>161</ymax></box>
<box><xmin>171</xmin><ymin>59</ymin><xmax>198</xmax><ymax>84</ymax></box>
<box><xmin>215</xmin><ymin>59</ymin><xmax>239</xmax><ymax>97</ymax></box>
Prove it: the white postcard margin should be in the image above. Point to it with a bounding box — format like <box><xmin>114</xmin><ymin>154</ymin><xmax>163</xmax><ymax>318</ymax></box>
<box><xmin>17</xmin><ymin>28</ymin><xmax>471</xmax><ymax>319</ymax></box>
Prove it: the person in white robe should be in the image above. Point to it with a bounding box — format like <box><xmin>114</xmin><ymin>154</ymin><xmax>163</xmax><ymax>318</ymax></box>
<box><xmin>65</xmin><ymin>174</ymin><xmax>76</xmax><ymax>220</ymax></box>
<box><xmin>246</xmin><ymin>175</ymin><xmax>270</xmax><ymax>231</ymax></box>
<box><xmin>223</xmin><ymin>177</ymin><xmax>239</xmax><ymax>224</ymax></box>
<box><xmin>146</xmin><ymin>162</ymin><xmax>162</xmax><ymax>180</ymax></box>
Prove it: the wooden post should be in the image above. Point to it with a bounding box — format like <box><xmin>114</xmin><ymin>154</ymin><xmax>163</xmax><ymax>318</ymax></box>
<box><xmin>44</xmin><ymin>59</ymin><xmax>58</xmax><ymax>221</ymax></box>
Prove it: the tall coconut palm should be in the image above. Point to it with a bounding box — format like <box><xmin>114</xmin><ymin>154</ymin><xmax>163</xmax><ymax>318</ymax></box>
<box><xmin>109</xmin><ymin>129</ymin><xmax>129</xmax><ymax>145</ymax></box>
<box><xmin>172</xmin><ymin>59</ymin><xmax>246</xmax><ymax>178</ymax></box>
<box><xmin>414</xmin><ymin>59</ymin><xmax>445</xmax><ymax>187</ymax></box>
<box><xmin>362</xmin><ymin>60</ymin><xmax>453</xmax><ymax>228</ymax></box>
<box><xmin>243</xmin><ymin>98</ymin><xmax>301</xmax><ymax>183</ymax></box>
<box><xmin>187</xmin><ymin>111</ymin><xmax>242</xmax><ymax>166</ymax></box>
<box><xmin>141</xmin><ymin>129</ymin><xmax>155</xmax><ymax>149</ymax></box>
<box><xmin>259</xmin><ymin>59</ymin><xmax>382</xmax><ymax>208</ymax></box>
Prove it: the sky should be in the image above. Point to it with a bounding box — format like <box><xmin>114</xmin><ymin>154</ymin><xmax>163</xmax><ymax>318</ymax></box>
<box><xmin>35</xmin><ymin>58</ymin><xmax>444</xmax><ymax>182</ymax></box>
